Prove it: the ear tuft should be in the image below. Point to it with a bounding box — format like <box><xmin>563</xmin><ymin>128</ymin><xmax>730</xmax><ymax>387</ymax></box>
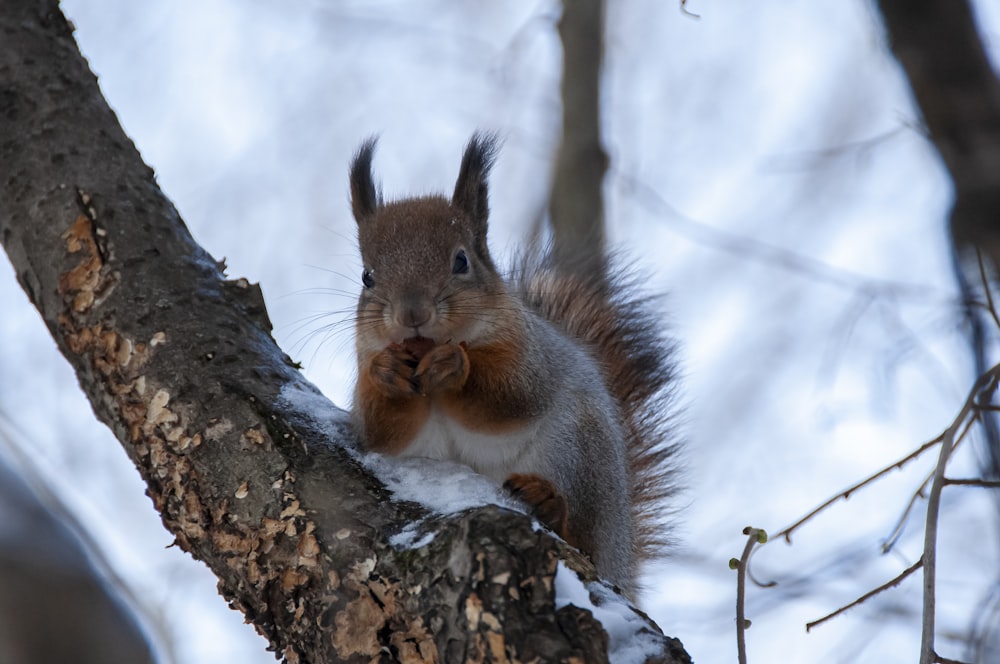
<box><xmin>349</xmin><ymin>137</ymin><xmax>382</xmax><ymax>223</ymax></box>
<box><xmin>452</xmin><ymin>132</ymin><xmax>500</xmax><ymax>226</ymax></box>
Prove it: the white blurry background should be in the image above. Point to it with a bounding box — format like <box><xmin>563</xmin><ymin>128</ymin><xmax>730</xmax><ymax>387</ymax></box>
<box><xmin>2</xmin><ymin>1</ymin><xmax>1000</xmax><ymax>662</ymax></box>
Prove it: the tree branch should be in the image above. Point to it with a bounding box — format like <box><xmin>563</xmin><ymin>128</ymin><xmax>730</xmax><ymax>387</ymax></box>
<box><xmin>920</xmin><ymin>366</ymin><xmax>1000</xmax><ymax>664</ymax></box>
<box><xmin>805</xmin><ymin>557</ymin><xmax>923</xmax><ymax>633</ymax></box>
<box><xmin>943</xmin><ymin>478</ymin><xmax>1000</xmax><ymax>488</ymax></box>
<box><xmin>732</xmin><ymin>527</ymin><xmax>766</xmax><ymax>664</ymax></box>
<box><xmin>768</xmin><ymin>433</ymin><xmax>945</xmax><ymax>548</ymax></box>
<box><xmin>0</xmin><ymin>2</ymin><xmax>689</xmax><ymax>662</ymax></box>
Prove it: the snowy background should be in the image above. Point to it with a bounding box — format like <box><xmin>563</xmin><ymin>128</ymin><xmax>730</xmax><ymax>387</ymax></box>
<box><xmin>2</xmin><ymin>0</ymin><xmax>1000</xmax><ymax>661</ymax></box>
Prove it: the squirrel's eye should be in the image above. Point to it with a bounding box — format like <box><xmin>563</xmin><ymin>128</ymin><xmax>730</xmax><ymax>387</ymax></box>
<box><xmin>361</xmin><ymin>269</ymin><xmax>375</xmax><ymax>288</ymax></box>
<box><xmin>452</xmin><ymin>250</ymin><xmax>470</xmax><ymax>275</ymax></box>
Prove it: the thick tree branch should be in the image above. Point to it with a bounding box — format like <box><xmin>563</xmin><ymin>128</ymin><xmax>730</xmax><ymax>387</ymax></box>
<box><xmin>0</xmin><ymin>2</ymin><xmax>689</xmax><ymax>662</ymax></box>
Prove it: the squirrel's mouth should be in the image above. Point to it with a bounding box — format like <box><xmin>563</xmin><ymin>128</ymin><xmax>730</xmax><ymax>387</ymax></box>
<box><xmin>400</xmin><ymin>336</ymin><xmax>435</xmax><ymax>361</ymax></box>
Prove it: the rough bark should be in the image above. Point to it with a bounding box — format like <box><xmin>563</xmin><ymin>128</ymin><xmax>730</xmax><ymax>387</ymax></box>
<box><xmin>0</xmin><ymin>2</ymin><xmax>690</xmax><ymax>662</ymax></box>
<box><xmin>549</xmin><ymin>0</ymin><xmax>609</xmax><ymax>273</ymax></box>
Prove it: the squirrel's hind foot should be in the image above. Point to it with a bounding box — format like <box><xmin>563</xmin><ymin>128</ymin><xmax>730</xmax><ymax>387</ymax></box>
<box><xmin>503</xmin><ymin>473</ymin><xmax>572</xmax><ymax>545</ymax></box>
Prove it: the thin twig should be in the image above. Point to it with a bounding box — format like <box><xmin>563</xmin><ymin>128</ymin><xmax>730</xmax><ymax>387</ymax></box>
<box><xmin>805</xmin><ymin>557</ymin><xmax>923</xmax><ymax>632</ymax></box>
<box><xmin>920</xmin><ymin>366</ymin><xmax>1000</xmax><ymax>664</ymax></box>
<box><xmin>733</xmin><ymin>527</ymin><xmax>766</xmax><ymax>664</ymax></box>
<box><xmin>881</xmin><ymin>467</ymin><xmax>935</xmax><ymax>554</ymax></box>
<box><xmin>935</xmin><ymin>655</ymin><xmax>973</xmax><ymax>664</ymax></box>
<box><xmin>746</xmin><ymin>432</ymin><xmax>944</xmax><ymax>588</ymax></box>
<box><xmin>680</xmin><ymin>0</ymin><xmax>701</xmax><ymax>19</ymax></box>
<box><xmin>883</xmin><ymin>414</ymin><xmax>979</xmax><ymax>553</ymax></box>
<box><xmin>943</xmin><ymin>478</ymin><xmax>1000</xmax><ymax>488</ymax></box>
<box><xmin>771</xmin><ymin>435</ymin><xmax>945</xmax><ymax>546</ymax></box>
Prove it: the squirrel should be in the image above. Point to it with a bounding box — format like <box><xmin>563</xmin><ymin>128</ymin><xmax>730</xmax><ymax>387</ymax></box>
<box><xmin>348</xmin><ymin>133</ymin><xmax>679</xmax><ymax>598</ymax></box>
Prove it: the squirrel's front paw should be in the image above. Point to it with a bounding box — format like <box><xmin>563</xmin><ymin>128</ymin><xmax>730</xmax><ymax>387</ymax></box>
<box><xmin>503</xmin><ymin>473</ymin><xmax>571</xmax><ymax>543</ymax></box>
<box><xmin>414</xmin><ymin>341</ymin><xmax>470</xmax><ymax>395</ymax></box>
<box><xmin>368</xmin><ymin>344</ymin><xmax>420</xmax><ymax>398</ymax></box>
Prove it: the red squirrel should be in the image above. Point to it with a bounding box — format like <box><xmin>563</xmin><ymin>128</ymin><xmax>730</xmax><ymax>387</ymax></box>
<box><xmin>349</xmin><ymin>133</ymin><xmax>678</xmax><ymax>597</ymax></box>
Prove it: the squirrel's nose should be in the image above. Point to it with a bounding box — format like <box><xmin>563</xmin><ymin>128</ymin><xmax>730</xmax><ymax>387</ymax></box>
<box><xmin>397</xmin><ymin>299</ymin><xmax>433</xmax><ymax>330</ymax></box>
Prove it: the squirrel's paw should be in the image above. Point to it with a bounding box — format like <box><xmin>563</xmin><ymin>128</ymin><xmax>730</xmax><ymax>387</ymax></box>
<box><xmin>503</xmin><ymin>473</ymin><xmax>571</xmax><ymax>543</ymax></box>
<box><xmin>368</xmin><ymin>344</ymin><xmax>420</xmax><ymax>398</ymax></box>
<box><xmin>413</xmin><ymin>341</ymin><xmax>470</xmax><ymax>395</ymax></box>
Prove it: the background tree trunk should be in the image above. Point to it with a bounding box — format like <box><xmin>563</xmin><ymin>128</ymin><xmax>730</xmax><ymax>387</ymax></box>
<box><xmin>549</xmin><ymin>0</ymin><xmax>608</xmax><ymax>273</ymax></box>
<box><xmin>877</xmin><ymin>0</ymin><xmax>1000</xmax><ymax>268</ymax></box>
<box><xmin>0</xmin><ymin>1</ymin><xmax>690</xmax><ymax>662</ymax></box>
<box><xmin>877</xmin><ymin>0</ymin><xmax>1000</xmax><ymax>656</ymax></box>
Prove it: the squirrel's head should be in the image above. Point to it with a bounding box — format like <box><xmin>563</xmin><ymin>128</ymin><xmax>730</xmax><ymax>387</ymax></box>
<box><xmin>349</xmin><ymin>133</ymin><xmax>510</xmax><ymax>349</ymax></box>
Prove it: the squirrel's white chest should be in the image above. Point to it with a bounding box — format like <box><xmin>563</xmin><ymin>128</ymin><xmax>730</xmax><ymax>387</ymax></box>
<box><xmin>400</xmin><ymin>408</ymin><xmax>541</xmax><ymax>483</ymax></box>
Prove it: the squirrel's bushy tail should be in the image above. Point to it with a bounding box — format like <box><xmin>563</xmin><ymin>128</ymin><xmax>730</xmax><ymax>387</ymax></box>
<box><xmin>514</xmin><ymin>252</ymin><xmax>682</xmax><ymax>572</ymax></box>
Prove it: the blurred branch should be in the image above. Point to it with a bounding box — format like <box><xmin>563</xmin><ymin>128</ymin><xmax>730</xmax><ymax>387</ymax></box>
<box><xmin>877</xmin><ymin>0</ymin><xmax>1000</xmax><ymax>269</ymax></box>
<box><xmin>952</xmin><ymin>246</ymin><xmax>1000</xmax><ymax>491</ymax></box>
<box><xmin>878</xmin><ymin>0</ymin><xmax>1000</xmax><ymax>516</ymax></box>
<box><xmin>760</xmin><ymin>126</ymin><xmax>911</xmax><ymax>173</ymax></box>
<box><xmin>550</xmin><ymin>0</ymin><xmax>608</xmax><ymax>271</ymax></box>
<box><xmin>975</xmin><ymin>249</ymin><xmax>1000</xmax><ymax>330</ymax></box>
<box><xmin>0</xmin><ymin>419</ymin><xmax>158</xmax><ymax>664</ymax></box>
<box><xmin>617</xmin><ymin>170</ymin><xmax>950</xmax><ymax>302</ymax></box>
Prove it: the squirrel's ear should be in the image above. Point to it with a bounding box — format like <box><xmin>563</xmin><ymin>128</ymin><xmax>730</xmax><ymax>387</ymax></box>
<box><xmin>349</xmin><ymin>137</ymin><xmax>381</xmax><ymax>223</ymax></box>
<box><xmin>452</xmin><ymin>132</ymin><xmax>500</xmax><ymax>229</ymax></box>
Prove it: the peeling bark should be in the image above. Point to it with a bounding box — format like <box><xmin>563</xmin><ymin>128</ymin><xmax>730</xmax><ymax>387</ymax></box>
<box><xmin>0</xmin><ymin>2</ymin><xmax>689</xmax><ymax>662</ymax></box>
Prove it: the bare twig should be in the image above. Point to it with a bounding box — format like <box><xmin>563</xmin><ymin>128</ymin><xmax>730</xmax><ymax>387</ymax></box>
<box><xmin>749</xmin><ymin>363</ymin><xmax>1000</xmax><ymax>649</ymax></box>
<box><xmin>763</xmin><ymin>376</ymin><xmax>991</xmax><ymax>557</ymax></box>
<box><xmin>943</xmin><ymin>478</ymin><xmax>1000</xmax><ymax>488</ymax></box>
<box><xmin>732</xmin><ymin>527</ymin><xmax>767</xmax><ymax>664</ymax></box>
<box><xmin>805</xmin><ymin>557</ymin><xmax>923</xmax><ymax>632</ymax></box>
<box><xmin>770</xmin><ymin>435</ymin><xmax>944</xmax><ymax>547</ymax></box>
<box><xmin>935</xmin><ymin>655</ymin><xmax>973</xmax><ymax>664</ymax></box>
<box><xmin>746</xmin><ymin>433</ymin><xmax>942</xmax><ymax>589</ymax></box>
<box><xmin>680</xmin><ymin>0</ymin><xmax>700</xmax><ymax>19</ymax></box>
<box><xmin>882</xmin><ymin>415</ymin><xmax>979</xmax><ymax>553</ymax></box>
<box><xmin>881</xmin><ymin>468</ymin><xmax>935</xmax><ymax>554</ymax></box>
<box><xmin>920</xmin><ymin>365</ymin><xmax>1000</xmax><ymax>664</ymax></box>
